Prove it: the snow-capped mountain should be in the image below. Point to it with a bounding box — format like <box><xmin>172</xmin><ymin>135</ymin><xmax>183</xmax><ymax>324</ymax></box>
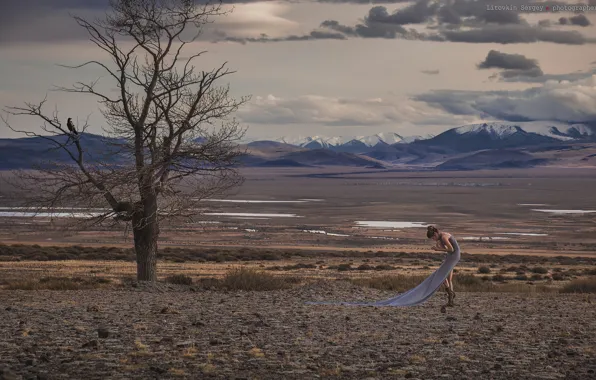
<box><xmin>454</xmin><ymin>122</ymin><xmax>593</xmax><ymax>141</ymax></box>
<box><xmin>275</xmin><ymin>132</ymin><xmax>434</xmax><ymax>149</ymax></box>
<box><xmin>414</xmin><ymin>122</ymin><xmax>596</xmax><ymax>152</ymax></box>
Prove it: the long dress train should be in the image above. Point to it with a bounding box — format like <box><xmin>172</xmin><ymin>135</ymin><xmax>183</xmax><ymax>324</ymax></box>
<box><xmin>307</xmin><ymin>235</ymin><xmax>461</xmax><ymax>307</ymax></box>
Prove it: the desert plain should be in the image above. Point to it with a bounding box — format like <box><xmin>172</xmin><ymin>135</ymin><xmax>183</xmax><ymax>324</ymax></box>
<box><xmin>1</xmin><ymin>167</ymin><xmax>596</xmax><ymax>379</ymax></box>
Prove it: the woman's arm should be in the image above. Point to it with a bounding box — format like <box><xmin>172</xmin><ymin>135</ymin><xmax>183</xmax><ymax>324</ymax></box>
<box><xmin>432</xmin><ymin>235</ymin><xmax>454</xmax><ymax>252</ymax></box>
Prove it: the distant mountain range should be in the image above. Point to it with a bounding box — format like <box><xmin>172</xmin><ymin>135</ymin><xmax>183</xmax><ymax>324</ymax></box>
<box><xmin>274</xmin><ymin>132</ymin><xmax>435</xmax><ymax>151</ymax></box>
<box><xmin>1</xmin><ymin>122</ymin><xmax>595</xmax><ymax>171</ymax></box>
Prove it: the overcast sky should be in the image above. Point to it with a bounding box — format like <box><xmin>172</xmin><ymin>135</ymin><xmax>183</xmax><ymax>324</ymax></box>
<box><xmin>1</xmin><ymin>0</ymin><xmax>595</xmax><ymax>139</ymax></box>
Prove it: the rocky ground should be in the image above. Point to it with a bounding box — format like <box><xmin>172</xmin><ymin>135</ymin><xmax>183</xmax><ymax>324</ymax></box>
<box><xmin>1</xmin><ymin>281</ymin><xmax>595</xmax><ymax>380</ymax></box>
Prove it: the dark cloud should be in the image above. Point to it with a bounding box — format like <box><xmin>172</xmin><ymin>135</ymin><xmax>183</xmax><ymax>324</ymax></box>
<box><xmin>366</xmin><ymin>2</ymin><xmax>438</xmax><ymax>25</ymax></box>
<box><xmin>310</xmin><ymin>0</ymin><xmax>594</xmax><ymax>45</ymax></box>
<box><xmin>478</xmin><ymin>50</ymin><xmax>544</xmax><ymax>79</ymax></box>
<box><xmin>476</xmin><ymin>50</ymin><xmax>596</xmax><ymax>83</ymax></box>
<box><xmin>437</xmin><ymin>7</ymin><xmax>462</xmax><ymax>25</ymax></box>
<box><xmin>413</xmin><ymin>75</ymin><xmax>596</xmax><ymax>123</ymax></box>
<box><xmin>443</xmin><ymin>24</ymin><xmax>589</xmax><ymax>45</ymax></box>
<box><xmin>559</xmin><ymin>14</ymin><xmax>591</xmax><ymax>27</ymax></box>
<box><xmin>221</xmin><ymin>30</ymin><xmax>347</xmax><ymax>44</ymax></box>
<box><xmin>319</xmin><ymin>15</ymin><xmax>442</xmax><ymax>40</ymax></box>
<box><xmin>421</xmin><ymin>69</ymin><xmax>440</xmax><ymax>75</ymax></box>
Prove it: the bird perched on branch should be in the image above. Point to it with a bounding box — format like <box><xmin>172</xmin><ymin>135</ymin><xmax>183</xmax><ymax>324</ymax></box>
<box><xmin>67</xmin><ymin>118</ymin><xmax>78</xmax><ymax>135</ymax></box>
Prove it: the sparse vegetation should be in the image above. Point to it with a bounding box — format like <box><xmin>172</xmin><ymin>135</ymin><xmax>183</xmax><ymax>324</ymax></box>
<box><xmin>165</xmin><ymin>274</ymin><xmax>193</xmax><ymax>285</ymax></box>
<box><xmin>351</xmin><ymin>273</ymin><xmax>556</xmax><ymax>293</ymax></box>
<box><xmin>478</xmin><ymin>266</ymin><xmax>491</xmax><ymax>274</ymax></box>
<box><xmin>5</xmin><ymin>276</ymin><xmax>110</xmax><ymax>290</ymax></box>
<box><xmin>350</xmin><ymin>274</ymin><xmax>428</xmax><ymax>292</ymax></box>
<box><xmin>560</xmin><ymin>278</ymin><xmax>596</xmax><ymax>293</ymax></box>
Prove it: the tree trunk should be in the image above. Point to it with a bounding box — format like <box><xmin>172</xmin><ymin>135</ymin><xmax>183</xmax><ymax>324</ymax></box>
<box><xmin>132</xmin><ymin>194</ymin><xmax>159</xmax><ymax>282</ymax></box>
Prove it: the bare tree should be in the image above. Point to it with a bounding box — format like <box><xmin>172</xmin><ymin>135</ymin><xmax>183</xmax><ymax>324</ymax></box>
<box><xmin>1</xmin><ymin>0</ymin><xmax>249</xmax><ymax>281</ymax></box>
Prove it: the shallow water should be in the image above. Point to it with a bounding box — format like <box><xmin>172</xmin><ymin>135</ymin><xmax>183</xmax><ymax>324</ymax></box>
<box><xmin>354</xmin><ymin>221</ymin><xmax>428</xmax><ymax>228</ymax></box>
<box><xmin>205</xmin><ymin>212</ymin><xmax>300</xmax><ymax>218</ymax></box>
<box><xmin>498</xmin><ymin>232</ymin><xmax>548</xmax><ymax>236</ymax></box>
<box><xmin>531</xmin><ymin>209</ymin><xmax>596</xmax><ymax>214</ymax></box>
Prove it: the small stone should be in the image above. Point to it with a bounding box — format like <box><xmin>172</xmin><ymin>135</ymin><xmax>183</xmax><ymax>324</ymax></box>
<box><xmin>5</xmin><ymin>307</ymin><xmax>11</xmax><ymax>312</ymax></box>
<box><xmin>442</xmin><ymin>339</ymin><xmax>449</xmax><ymax>345</ymax></box>
<box><xmin>97</xmin><ymin>328</ymin><xmax>110</xmax><ymax>339</ymax></box>
<box><xmin>82</xmin><ymin>340</ymin><xmax>99</xmax><ymax>349</ymax></box>
<box><xmin>446</xmin><ymin>316</ymin><xmax>457</xmax><ymax>321</ymax></box>
<box><xmin>209</xmin><ymin>339</ymin><xmax>221</xmax><ymax>346</ymax></box>
<box><xmin>25</xmin><ymin>359</ymin><xmax>35</xmax><ymax>366</ymax></box>
<box><xmin>494</xmin><ymin>363</ymin><xmax>502</xmax><ymax>370</ymax></box>
<box><xmin>496</xmin><ymin>357</ymin><xmax>504</xmax><ymax>362</ymax></box>
<box><xmin>175</xmin><ymin>340</ymin><xmax>194</xmax><ymax>348</ymax></box>
<box><xmin>474</xmin><ymin>313</ymin><xmax>481</xmax><ymax>320</ymax></box>
<box><xmin>149</xmin><ymin>366</ymin><xmax>167</xmax><ymax>374</ymax></box>
<box><xmin>86</xmin><ymin>305</ymin><xmax>99</xmax><ymax>312</ymax></box>
<box><xmin>440</xmin><ymin>306</ymin><xmax>447</xmax><ymax>314</ymax></box>
<box><xmin>405</xmin><ymin>373</ymin><xmax>413</xmax><ymax>379</ymax></box>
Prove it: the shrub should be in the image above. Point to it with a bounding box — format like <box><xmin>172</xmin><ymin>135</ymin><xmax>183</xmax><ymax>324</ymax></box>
<box><xmin>331</xmin><ymin>263</ymin><xmax>352</xmax><ymax>271</ymax></box>
<box><xmin>478</xmin><ymin>266</ymin><xmax>491</xmax><ymax>274</ymax></box>
<box><xmin>455</xmin><ymin>274</ymin><xmax>483</xmax><ymax>286</ymax></box>
<box><xmin>515</xmin><ymin>274</ymin><xmax>529</xmax><ymax>281</ymax></box>
<box><xmin>560</xmin><ymin>278</ymin><xmax>596</xmax><ymax>293</ymax></box>
<box><xmin>375</xmin><ymin>264</ymin><xmax>395</xmax><ymax>271</ymax></box>
<box><xmin>165</xmin><ymin>274</ymin><xmax>193</xmax><ymax>285</ymax></box>
<box><xmin>531</xmin><ymin>267</ymin><xmax>548</xmax><ymax>274</ymax></box>
<box><xmin>492</xmin><ymin>274</ymin><xmax>507</xmax><ymax>282</ymax></box>
<box><xmin>530</xmin><ymin>274</ymin><xmax>544</xmax><ymax>281</ymax></box>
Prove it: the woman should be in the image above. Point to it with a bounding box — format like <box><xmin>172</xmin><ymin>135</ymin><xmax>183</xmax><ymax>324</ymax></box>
<box><xmin>308</xmin><ymin>225</ymin><xmax>461</xmax><ymax>308</ymax></box>
<box><xmin>427</xmin><ymin>225</ymin><xmax>460</xmax><ymax>307</ymax></box>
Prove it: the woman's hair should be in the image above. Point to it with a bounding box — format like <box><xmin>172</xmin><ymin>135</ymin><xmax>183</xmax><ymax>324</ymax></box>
<box><xmin>426</xmin><ymin>225</ymin><xmax>439</xmax><ymax>239</ymax></box>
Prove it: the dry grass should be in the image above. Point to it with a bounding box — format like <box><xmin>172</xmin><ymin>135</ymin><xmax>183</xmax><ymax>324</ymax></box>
<box><xmin>560</xmin><ymin>277</ymin><xmax>596</xmax><ymax>293</ymax></box>
<box><xmin>350</xmin><ymin>274</ymin><xmax>428</xmax><ymax>292</ymax></box>
<box><xmin>164</xmin><ymin>274</ymin><xmax>193</xmax><ymax>285</ymax></box>
<box><xmin>5</xmin><ymin>276</ymin><xmax>110</xmax><ymax>290</ymax></box>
